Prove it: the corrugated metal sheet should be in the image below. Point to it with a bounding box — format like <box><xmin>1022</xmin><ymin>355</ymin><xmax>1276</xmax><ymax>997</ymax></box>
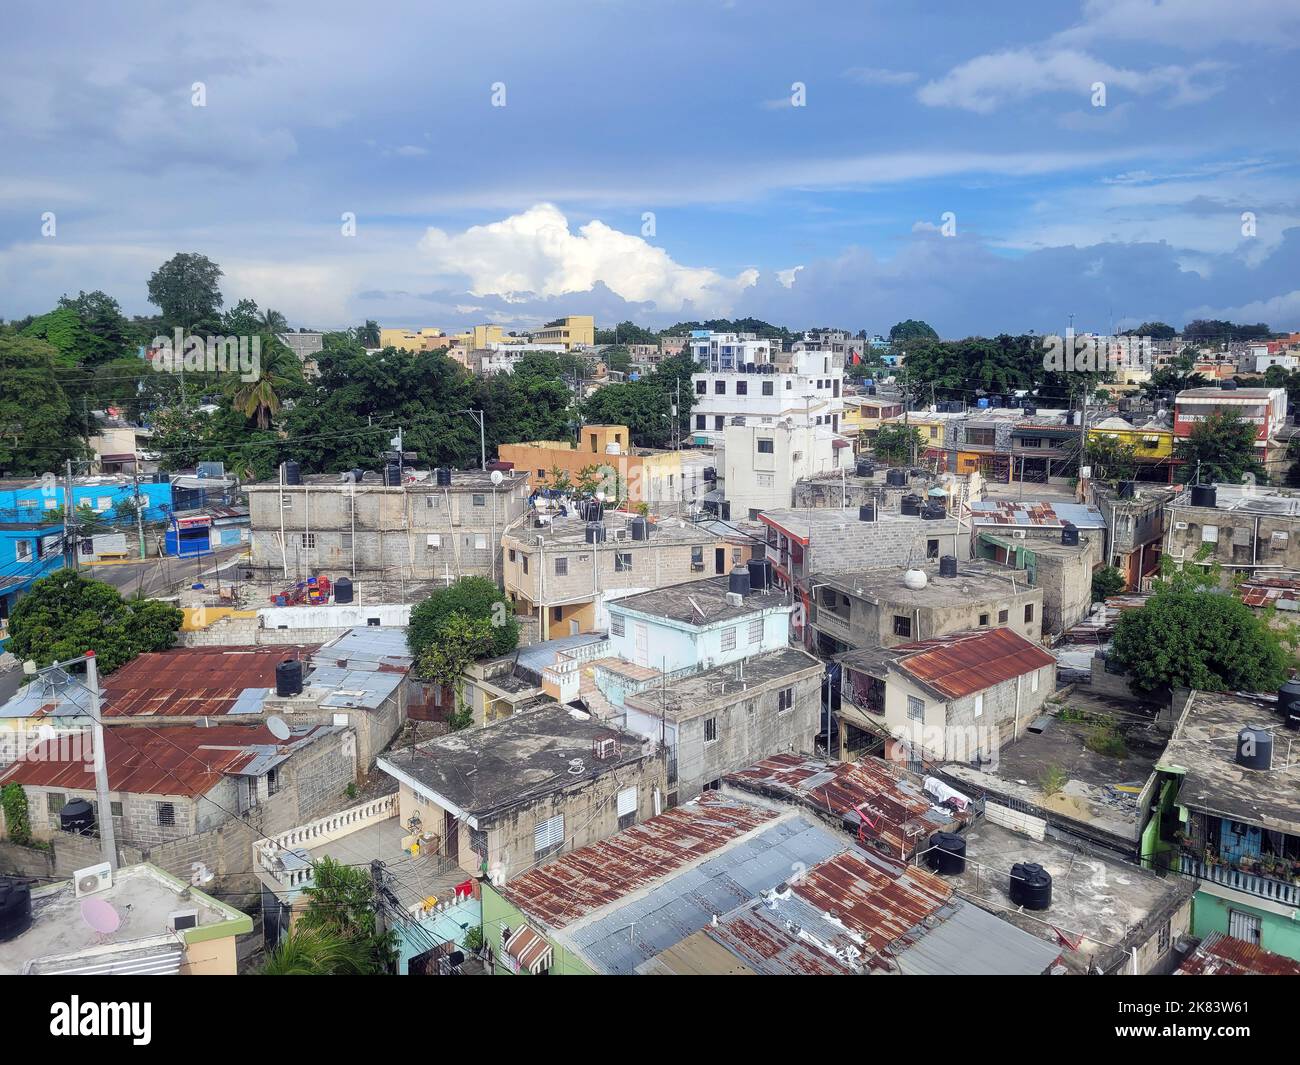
<box><xmin>891</xmin><ymin>897</ymin><xmax>1061</xmax><ymax>975</ymax></box>
<box><xmin>724</xmin><ymin>753</ymin><xmax>961</xmax><ymax>860</ymax></box>
<box><xmin>706</xmin><ymin>902</ymin><xmax>855</xmax><ymax>975</ymax></box>
<box><xmin>968</xmin><ymin>501</ymin><xmax>1105</xmax><ymax>529</ymax></box>
<box><xmin>891</xmin><ymin>628</ymin><xmax>1056</xmax><ymax>700</ymax></box>
<box><xmin>101</xmin><ymin>646</ymin><xmax>317</xmax><ymax>718</ymax></box>
<box><xmin>1176</xmin><ymin>931</ymin><xmax>1300</xmax><ymax>976</ymax></box>
<box><xmin>0</xmin><ymin>723</ymin><xmax>332</xmax><ymax>796</ymax></box>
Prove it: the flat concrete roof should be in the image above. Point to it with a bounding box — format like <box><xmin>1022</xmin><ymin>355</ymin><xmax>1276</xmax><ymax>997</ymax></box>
<box><xmin>1159</xmin><ymin>691</ymin><xmax>1300</xmax><ymax>835</ymax></box>
<box><xmin>815</xmin><ymin>558</ymin><xmax>1032</xmax><ymax>607</ymax></box>
<box><xmin>613</xmin><ymin>575</ymin><xmax>789</xmax><ymax>626</ymax></box>
<box><xmin>761</xmin><ymin>507</ymin><xmax>958</xmax><ymax>541</ymax></box>
<box><xmin>951</xmin><ymin>821</ymin><xmax>1192</xmax><ymax>974</ymax></box>
<box><xmin>512</xmin><ymin>511</ymin><xmax>720</xmax><ymax>547</ymax></box>
<box><xmin>625</xmin><ymin>647</ymin><xmax>822</xmax><ymax>721</ymax></box>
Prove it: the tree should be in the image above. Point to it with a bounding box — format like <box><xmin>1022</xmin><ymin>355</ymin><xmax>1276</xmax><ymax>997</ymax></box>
<box><xmin>8</xmin><ymin>572</ymin><xmax>183</xmax><ymax>672</ymax></box>
<box><xmin>19</xmin><ymin>307</ymin><xmax>97</xmax><ymax>368</ymax></box>
<box><xmin>57</xmin><ymin>291</ymin><xmax>134</xmax><ymax>364</ymax></box>
<box><xmin>1085</xmin><ymin>435</ymin><xmax>1138</xmax><ymax>485</ymax></box>
<box><xmin>413</xmin><ymin>614</ymin><xmax>496</xmax><ymax>729</ymax></box>
<box><xmin>147</xmin><ymin>253</ymin><xmax>224</xmax><ymax>333</ymax></box>
<box><xmin>1111</xmin><ymin>578</ymin><xmax>1290</xmax><ymax>694</ymax></box>
<box><xmin>1174</xmin><ymin>408</ymin><xmax>1265</xmax><ymax>485</ymax></box>
<box><xmin>291</xmin><ymin>857</ymin><xmax>395</xmax><ymax>974</ymax></box>
<box><xmin>355</xmin><ymin>320</ymin><xmax>380</xmax><ymax>347</ymax></box>
<box><xmin>408</xmin><ymin>576</ymin><xmax>518</xmax><ymax>658</ymax></box>
<box><xmin>0</xmin><ymin>335</ymin><xmax>83</xmax><ymax>475</ymax></box>
<box><xmin>260</xmin><ymin>925</ymin><xmax>374</xmax><ymax>976</ymax></box>
<box><xmin>889</xmin><ymin>319</ymin><xmax>939</xmax><ymax>344</ymax></box>
<box><xmin>873</xmin><ymin>423</ymin><xmax>925</xmax><ymax>464</ymax></box>
<box><xmin>1125</xmin><ymin>321</ymin><xmax>1176</xmax><ymax>341</ymax></box>
<box><xmin>1091</xmin><ymin>566</ymin><xmax>1127</xmax><ymax>602</ymax></box>
<box><xmin>227</xmin><ymin>333</ymin><xmax>305</xmax><ymax>429</ymax></box>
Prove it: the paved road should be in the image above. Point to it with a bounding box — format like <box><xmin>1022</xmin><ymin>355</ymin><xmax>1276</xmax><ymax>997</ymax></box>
<box><xmin>82</xmin><ymin>544</ymin><xmax>249</xmax><ymax>599</ymax></box>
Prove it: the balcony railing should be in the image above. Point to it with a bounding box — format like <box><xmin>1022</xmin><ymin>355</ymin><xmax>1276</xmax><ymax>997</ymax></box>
<box><xmin>1179</xmin><ymin>852</ymin><xmax>1300</xmax><ymax>908</ymax></box>
<box><xmin>254</xmin><ymin>794</ymin><xmax>398</xmax><ymax>891</ymax></box>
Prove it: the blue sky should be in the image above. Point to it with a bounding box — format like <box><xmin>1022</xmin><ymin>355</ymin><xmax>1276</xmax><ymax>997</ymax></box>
<box><xmin>2</xmin><ymin>0</ymin><xmax>1299</xmax><ymax>337</ymax></box>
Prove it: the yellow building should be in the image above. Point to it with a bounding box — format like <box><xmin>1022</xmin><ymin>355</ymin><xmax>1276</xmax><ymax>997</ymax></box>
<box><xmin>530</xmin><ymin>315</ymin><xmax>595</xmax><ymax>349</ymax></box>
<box><xmin>379</xmin><ymin>327</ymin><xmax>451</xmax><ymax>352</ymax></box>
<box><xmin>1087</xmin><ymin>417</ymin><xmax>1175</xmax><ymax>482</ymax></box>
<box><xmin>498</xmin><ymin>424</ymin><xmax>686</xmax><ymax>508</ymax></box>
<box><xmin>843</xmin><ymin>396</ymin><xmax>905</xmax><ymax>450</ymax></box>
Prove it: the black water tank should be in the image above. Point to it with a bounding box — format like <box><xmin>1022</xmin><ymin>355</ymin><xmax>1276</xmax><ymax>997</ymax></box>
<box><xmin>855</xmin><ymin>459</ymin><xmax>874</xmax><ymax>478</ymax></box>
<box><xmin>383</xmin><ymin>463</ymin><xmax>402</xmax><ymax>486</ymax></box>
<box><xmin>928</xmin><ymin>832</ymin><xmax>967</xmax><ymax>876</ymax></box>
<box><xmin>1190</xmin><ymin>484</ymin><xmax>1217</xmax><ymax>508</ymax></box>
<box><xmin>281</xmin><ymin>460</ymin><xmax>302</xmax><ymax>486</ymax></box>
<box><xmin>858</xmin><ymin>503</ymin><xmax>876</xmax><ymax>522</ymax></box>
<box><xmin>728</xmin><ymin>567</ymin><xmax>752</xmax><ymax>597</ymax></box>
<box><xmin>435</xmin><ymin>467</ymin><xmax>452</xmax><ymax>487</ymax></box>
<box><xmin>921</xmin><ymin>501</ymin><xmax>946</xmax><ymax>520</ymax></box>
<box><xmin>1237</xmin><ymin>725</ymin><xmax>1273</xmax><ymax>771</ymax></box>
<box><xmin>703</xmin><ymin>467</ymin><xmax>717</xmax><ymax>482</ymax></box>
<box><xmin>1010</xmin><ymin>862</ymin><xmax>1052</xmax><ymax>910</ymax></box>
<box><xmin>334</xmin><ymin>576</ymin><xmax>354</xmax><ymax>604</ymax></box>
<box><xmin>59</xmin><ymin>798</ymin><xmax>96</xmax><ymax>836</ymax></box>
<box><xmin>900</xmin><ymin>493</ymin><xmax>922</xmax><ymax>515</ymax></box>
<box><xmin>939</xmin><ymin>555</ymin><xmax>958</xmax><ymax>578</ymax></box>
<box><xmin>276</xmin><ymin>658</ymin><xmax>304</xmax><ymax>697</ymax></box>
<box><xmin>349</xmin><ymin>468</ymin><xmax>366</xmax><ymax>485</ymax></box>
<box><xmin>1223</xmin><ymin>380</ymin><xmax>1238</xmax><ymax>391</ymax></box>
<box><xmin>630</xmin><ymin>516</ymin><xmax>650</xmax><ymax>541</ymax></box>
<box><xmin>867</xmin><ymin>385</ymin><xmax>877</xmax><ymax>396</ymax></box>
<box><xmin>1279</xmin><ymin>678</ymin><xmax>1300</xmax><ymax>731</ymax></box>
<box><xmin>1061</xmin><ymin>521</ymin><xmax>1080</xmax><ymax>546</ymax></box>
<box><xmin>0</xmin><ymin>879</ymin><xmax>32</xmax><ymax>943</ymax></box>
<box><xmin>747</xmin><ymin>557</ymin><xmax>770</xmax><ymax>591</ymax></box>
<box><xmin>886</xmin><ymin>468</ymin><xmax>908</xmax><ymax>487</ymax></box>
<box><xmin>1117</xmin><ymin>480</ymin><xmax>1136</xmax><ymax>499</ymax></box>
<box><xmin>585</xmin><ymin>522</ymin><xmax>606</xmax><ymax>544</ymax></box>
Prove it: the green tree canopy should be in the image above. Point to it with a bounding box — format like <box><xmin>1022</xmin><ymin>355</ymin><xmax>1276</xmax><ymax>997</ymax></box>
<box><xmin>8</xmin><ymin>572</ymin><xmax>182</xmax><ymax>672</ymax></box>
<box><xmin>1085</xmin><ymin>435</ymin><xmax>1138</xmax><ymax>485</ymax></box>
<box><xmin>0</xmin><ymin>335</ymin><xmax>83</xmax><ymax>475</ymax></box>
<box><xmin>872</xmin><ymin>422</ymin><xmax>926</xmax><ymax>464</ymax></box>
<box><xmin>1173</xmin><ymin>408</ymin><xmax>1266</xmax><ymax>485</ymax></box>
<box><xmin>408</xmin><ymin>576</ymin><xmax>518</xmax><ymax>658</ymax></box>
<box><xmin>147</xmin><ymin>253</ymin><xmax>225</xmax><ymax>333</ymax></box>
<box><xmin>889</xmin><ymin>319</ymin><xmax>939</xmax><ymax>344</ymax></box>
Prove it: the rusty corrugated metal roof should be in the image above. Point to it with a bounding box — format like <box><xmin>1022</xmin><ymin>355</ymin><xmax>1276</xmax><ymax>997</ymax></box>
<box><xmin>724</xmin><ymin>753</ymin><xmax>961</xmax><ymax>860</ymax></box>
<box><xmin>1176</xmin><ymin>931</ymin><xmax>1300</xmax><ymax>976</ymax></box>
<box><xmin>501</xmin><ymin>794</ymin><xmax>777</xmax><ymax>929</ymax></box>
<box><xmin>891</xmin><ymin>628</ymin><xmax>1056</xmax><ymax>700</ymax></box>
<box><xmin>0</xmin><ymin>723</ymin><xmax>324</xmax><ymax>797</ymax></box>
<box><xmin>967</xmin><ymin>500</ymin><xmax>1104</xmax><ymax>528</ymax></box>
<box><xmin>101</xmin><ymin>646</ymin><xmax>317</xmax><ymax>717</ymax></box>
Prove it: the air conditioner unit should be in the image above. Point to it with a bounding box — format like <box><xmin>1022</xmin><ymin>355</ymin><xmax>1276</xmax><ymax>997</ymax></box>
<box><xmin>74</xmin><ymin>861</ymin><xmax>113</xmax><ymax>898</ymax></box>
<box><xmin>1011</xmin><ymin>529</ymin><xmax>1026</xmax><ymax>539</ymax></box>
<box><xmin>1174</xmin><ymin>521</ymin><xmax>1188</xmax><ymax>530</ymax></box>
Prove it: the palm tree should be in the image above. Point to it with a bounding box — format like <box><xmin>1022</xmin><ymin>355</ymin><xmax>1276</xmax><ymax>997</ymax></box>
<box><xmin>228</xmin><ymin>334</ymin><xmax>302</xmax><ymax>429</ymax></box>
<box><xmin>260</xmin><ymin>308</ymin><xmax>289</xmax><ymax>334</ymax></box>
<box><xmin>260</xmin><ymin>925</ymin><xmax>372</xmax><ymax>975</ymax></box>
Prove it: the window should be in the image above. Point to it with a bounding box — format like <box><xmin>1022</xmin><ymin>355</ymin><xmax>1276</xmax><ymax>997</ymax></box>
<box><xmin>426</xmin><ymin>534</ymin><xmax>442</xmax><ymax>550</ymax></box>
<box><xmin>470</xmin><ymin>828</ymin><xmax>489</xmax><ymax>860</ymax></box>
<box><xmin>472</xmin><ymin>494</ymin><xmax>485</xmax><ymax>507</ymax></box>
<box><xmin>974</xmin><ymin>693</ymin><xmax>984</xmax><ymax>718</ymax></box>
<box><xmin>110</xmin><ymin>801</ymin><xmax>122</xmax><ymax>817</ymax></box>
<box><xmin>704</xmin><ymin>717</ymin><xmax>718</xmax><ymax>743</ymax></box>
<box><xmin>691</xmin><ymin>546</ymin><xmax>704</xmax><ymax>571</ymax></box>
<box><xmin>157</xmin><ymin>802</ymin><xmax>176</xmax><ymax>827</ymax></box>
<box><xmin>425</xmin><ymin>495</ymin><xmax>438</xmax><ymax>508</ymax></box>
<box><xmin>756</xmin><ymin>473</ymin><xmax>773</xmax><ymax>487</ymax></box>
<box><xmin>615</xmin><ymin>552</ymin><xmax>632</xmax><ymax>572</ymax></box>
<box><xmin>1228</xmin><ymin>909</ymin><xmax>1261</xmax><ymax>944</ymax></box>
<box><xmin>979</xmin><ymin>613</ymin><xmax>989</xmax><ymax>626</ymax></box>
<box><xmin>748</xmin><ymin>617</ymin><xmax>763</xmax><ymax>644</ymax></box>
<box><xmin>721</xmin><ymin>627</ymin><xmax>737</xmax><ymax>651</ymax></box>
<box><xmin>534</xmin><ymin>814</ymin><xmax>565</xmax><ymax>860</ymax></box>
<box><xmin>929</xmin><ymin>427</ymin><xmax>938</xmax><ymax>439</ymax></box>
<box><xmin>552</xmin><ymin>607</ymin><xmax>563</xmax><ymax>623</ymax></box>
<box><xmin>474</xmin><ymin>534</ymin><xmax>488</xmax><ymax>550</ymax></box>
<box><xmin>777</xmin><ymin>687</ymin><xmax>793</xmax><ymax>713</ymax></box>
<box><xmin>757</xmin><ymin>438</ymin><xmax>774</xmax><ymax>454</ymax></box>
<box><xmin>611</xmin><ymin>613</ymin><xmax>625</xmax><ymax>637</ymax></box>
<box><xmin>537</xmin><ymin>468</ymin><xmax>546</xmax><ymax>478</ymax></box>
<box><xmin>242</xmin><ymin>776</ymin><xmax>259</xmax><ymax>811</ymax></box>
<box><xmin>267</xmin><ymin>769</ymin><xmax>280</xmax><ymax>796</ymax></box>
<box><xmin>715</xmin><ymin>380</ymin><xmax>726</xmax><ymax>395</ymax></box>
<box><xmin>522</xmin><ymin>555</ymin><xmax>529</xmax><ymax>573</ymax></box>
<box><xmin>47</xmin><ymin>792</ymin><xmax>66</xmax><ymax>816</ymax></box>
<box><xmin>893</xmin><ymin>615</ymin><xmax>912</xmax><ymax>638</ymax></box>
<box><xmin>1031</xmin><ymin>670</ymin><xmax>1040</xmax><ymax>693</ymax></box>
<box><xmin>696</xmin><ymin>414</ymin><xmax>706</xmax><ymax>430</ymax></box>
<box><xmin>998</xmin><ymin>608</ymin><xmax>1008</xmax><ymax>623</ymax></box>
<box><xmin>736</xmin><ymin>380</ymin><xmax>748</xmax><ymax>395</ymax></box>
<box><xmin>339</xmin><ymin>532</ymin><xmax>352</xmax><ymax>551</ymax></box>
<box><xmin>617</xmin><ymin>786</ymin><xmax>638</xmax><ymax>830</ymax></box>
<box><xmin>714</xmin><ymin>416</ymin><xmax>725</xmax><ymax>430</ymax></box>
<box><xmin>1024</xmin><ymin>604</ymin><xmax>1034</xmax><ymax>623</ymax></box>
<box><xmin>926</xmin><ymin>539</ymin><xmax>939</xmax><ymax>559</ymax></box>
<box><xmin>555</xmin><ymin>557</ymin><xmax>568</xmax><ymax>576</ymax></box>
<box><xmin>15</xmin><ymin>541</ymin><xmax>31</xmax><ymax>563</ymax></box>
<box><xmin>907</xmin><ymin>696</ymin><xmax>924</xmax><ymax>723</ymax></box>
<box><xmin>1202</xmin><ymin>525</ymin><xmax>1219</xmax><ymax>544</ymax></box>
<box><xmin>695</xmin><ymin>380</ymin><xmax>707</xmax><ymax>394</ymax></box>
<box><xmin>300</xmin><ymin>533</ymin><xmax>316</xmax><ymax>550</ymax></box>
<box><xmin>785</xmin><ymin>380</ymin><xmax>792</xmax><ymax>390</ymax></box>
<box><xmin>508</xmin><ymin>548</ymin><xmax>516</xmax><ymax>562</ymax></box>
<box><xmin>762</xmin><ymin>381</ymin><xmax>774</xmax><ymax>396</ymax></box>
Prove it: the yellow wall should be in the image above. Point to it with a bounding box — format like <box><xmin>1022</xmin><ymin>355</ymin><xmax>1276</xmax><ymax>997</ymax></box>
<box><xmin>181</xmin><ymin>931</ymin><xmax>239</xmax><ymax>975</ymax></box>
<box><xmin>1086</xmin><ymin>426</ymin><xmax>1174</xmax><ymax>461</ymax></box>
<box><xmin>380</xmin><ymin>327</ymin><xmax>450</xmax><ymax>352</ymax></box>
<box><xmin>531</xmin><ymin>315</ymin><xmax>594</xmax><ymax>349</ymax></box>
<box><xmin>499</xmin><ymin>425</ymin><xmax>684</xmax><ymax>505</ymax></box>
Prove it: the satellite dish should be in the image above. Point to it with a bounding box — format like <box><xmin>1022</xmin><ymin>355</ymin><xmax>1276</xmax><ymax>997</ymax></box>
<box><xmin>266</xmin><ymin>715</ymin><xmax>291</xmax><ymax>741</ymax></box>
<box><xmin>81</xmin><ymin>896</ymin><xmax>120</xmax><ymax>935</ymax></box>
<box><xmin>36</xmin><ymin>724</ymin><xmax>56</xmax><ymax>743</ymax></box>
<box><xmin>490</xmin><ymin>469</ymin><xmax>504</xmax><ymax>486</ymax></box>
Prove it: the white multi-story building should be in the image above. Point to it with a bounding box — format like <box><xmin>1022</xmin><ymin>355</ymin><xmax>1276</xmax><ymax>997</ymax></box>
<box><xmin>690</xmin><ymin>347</ymin><xmax>845</xmax><ymax>447</ymax></box>
<box><xmin>720</xmin><ymin>422</ymin><xmax>853</xmax><ymax>520</ymax></box>
<box><xmin>689</xmin><ymin>330</ymin><xmax>773</xmax><ymax>372</ymax></box>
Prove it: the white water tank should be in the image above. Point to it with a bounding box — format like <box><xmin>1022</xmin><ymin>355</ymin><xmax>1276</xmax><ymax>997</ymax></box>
<box><xmin>903</xmin><ymin>568</ymin><xmax>928</xmax><ymax>590</ymax></box>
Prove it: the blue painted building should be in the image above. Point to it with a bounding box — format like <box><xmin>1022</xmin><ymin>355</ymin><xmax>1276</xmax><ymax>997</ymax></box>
<box><xmin>0</xmin><ymin>520</ymin><xmax>66</xmax><ymax>648</ymax></box>
<box><xmin>0</xmin><ymin>475</ymin><xmax>172</xmax><ymax>525</ymax></box>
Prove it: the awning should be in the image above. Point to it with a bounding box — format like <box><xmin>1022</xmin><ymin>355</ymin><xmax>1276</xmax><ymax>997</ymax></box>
<box><xmin>29</xmin><ymin>943</ymin><xmax>185</xmax><ymax>976</ymax></box>
<box><xmin>504</xmin><ymin>925</ymin><xmax>553</xmax><ymax>974</ymax></box>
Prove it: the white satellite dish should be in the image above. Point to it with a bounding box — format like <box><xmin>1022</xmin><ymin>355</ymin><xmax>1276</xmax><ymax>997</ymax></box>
<box><xmin>490</xmin><ymin>469</ymin><xmax>504</xmax><ymax>486</ymax></box>
<box><xmin>266</xmin><ymin>715</ymin><xmax>291</xmax><ymax>741</ymax></box>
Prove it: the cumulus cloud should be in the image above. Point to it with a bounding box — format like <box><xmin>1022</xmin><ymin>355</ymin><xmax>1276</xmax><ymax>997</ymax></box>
<box><xmin>417</xmin><ymin>203</ymin><xmax>758</xmax><ymax>311</ymax></box>
<box><xmin>918</xmin><ymin>48</ymin><xmax>1227</xmax><ymax>113</ymax></box>
<box><xmin>1056</xmin><ymin>0</ymin><xmax>1300</xmax><ymax>49</ymax></box>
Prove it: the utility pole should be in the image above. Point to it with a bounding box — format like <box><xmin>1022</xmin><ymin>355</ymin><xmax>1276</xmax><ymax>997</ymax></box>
<box><xmin>131</xmin><ymin>465</ymin><xmax>147</xmax><ymax>560</ymax></box>
<box><xmin>456</xmin><ymin>410</ymin><xmax>487</xmax><ymax>470</ymax></box>
<box><xmin>65</xmin><ymin>460</ymin><xmax>78</xmax><ymax>570</ymax></box>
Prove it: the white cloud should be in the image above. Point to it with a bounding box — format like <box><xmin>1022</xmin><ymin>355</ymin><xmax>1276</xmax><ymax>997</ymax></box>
<box><xmin>918</xmin><ymin>48</ymin><xmax>1227</xmax><ymax>113</ymax></box>
<box><xmin>1057</xmin><ymin>0</ymin><xmax>1300</xmax><ymax>49</ymax></box>
<box><xmin>417</xmin><ymin>203</ymin><xmax>757</xmax><ymax>311</ymax></box>
<box><xmin>844</xmin><ymin>67</ymin><xmax>917</xmax><ymax>87</ymax></box>
<box><xmin>776</xmin><ymin>266</ymin><xmax>803</xmax><ymax>288</ymax></box>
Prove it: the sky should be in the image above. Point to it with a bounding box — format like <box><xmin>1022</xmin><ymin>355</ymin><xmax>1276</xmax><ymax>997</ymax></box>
<box><xmin>2</xmin><ymin>0</ymin><xmax>1299</xmax><ymax>338</ymax></box>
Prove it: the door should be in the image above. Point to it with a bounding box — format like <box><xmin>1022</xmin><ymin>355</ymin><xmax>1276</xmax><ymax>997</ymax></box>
<box><xmin>634</xmin><ymin>622</ymin><xmax>649</xmax><ymax>667</ymax></box>
<box><xmin>1228</xmin><ymin>909</ymin><xmax>1261</xmax><ymax>944</ymax></box>
<box><xmin>444</xmin><ymin>809</ymin><xmax>459</xmax><ymax>862</ymax></box>
<box><xmin>715</xmin><ymin>547</ymin><xmax>726</xmax><ymax>574</ymax></box>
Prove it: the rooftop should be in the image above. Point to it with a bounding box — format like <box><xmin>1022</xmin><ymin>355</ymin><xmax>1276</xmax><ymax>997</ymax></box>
<box><xmin>1177</xmin><ymin>386</ymin><xmax>1280</xmax><ymax>400</ymax></box>
<box><xmin>723</xmin><ymin>753</ymin><xmax>964</xmax><ymax>860</ymax></box>
<box><xmin>841</xmin><ymin>628</ymin><xmax>1055</xmax><ymax>701</ymax></box>
<box><xmin>1176</xmin><ymin>931</ymin><xmax>1300</xmax><ymax>976</ymax></box>
<box><xmin>0</xmin><ymin>722</ymin><xmax>338</xmax><ymax>797</ymax></box>
<box><xmin>760</xmin><ymin>506</ymin><xmax>960</xmax><ymax>543</ymax></box>
<box><xmin>951</xmin><ymin>820</ymin><xmax>1193</xmax><ymax>974</ymax></box>
<box><xmin>624</xmin><ymin>647</ymin><xmax>822</xmax><ymax>720</ymax></box>
<box><xmin>0</xmin><ymin>863</ymin><xmax>251</xmax><ymax>975</ymax></box>
<box><xmin>967</xmin><ymin>500</ymin><xmax>1105</xmax><ymax>529</ymax></box>
<box><xmin>612</xmin><ymin>574</ymin><xmax>789</xmax><ymax>627</ymax></box>
<box><xmin>249</xmin><ymin>469</ymin><xmax>528</xmax><ymax>491</ymax></box>
<box><xmin>378</xmin><ymin>702</ymin><xmax>651</xmax><ymax>821</ymax></box>
<box><xmin>511</xmin><ymin>511</ymin><xmax>720</xmax><ymax>548</ymax></box>
<box><xmin>1159</xmin><ymin>690</ymin><xmax>1300</xmax><ymax>835</ymax></box>
<box><xmin>1170</xmin><ymin>482</ymin><xmax>1300</xmax><ymax>517</ymax></box>
<box><xmin>815</xmin><ymin>559</ymin><xmax>1032</xmax><ymax>608</ymax></box>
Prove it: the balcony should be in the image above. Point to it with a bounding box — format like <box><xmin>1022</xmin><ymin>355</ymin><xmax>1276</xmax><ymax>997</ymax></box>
<box><xmin>1179</xmin><ymin>852</ymin><xmax>1300</xmax><ymax>908</ymax></box>
<box><xmin>255</xmin><ymin>794</ymin><xmax>400</xmax><ymax>891</ymax></box>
